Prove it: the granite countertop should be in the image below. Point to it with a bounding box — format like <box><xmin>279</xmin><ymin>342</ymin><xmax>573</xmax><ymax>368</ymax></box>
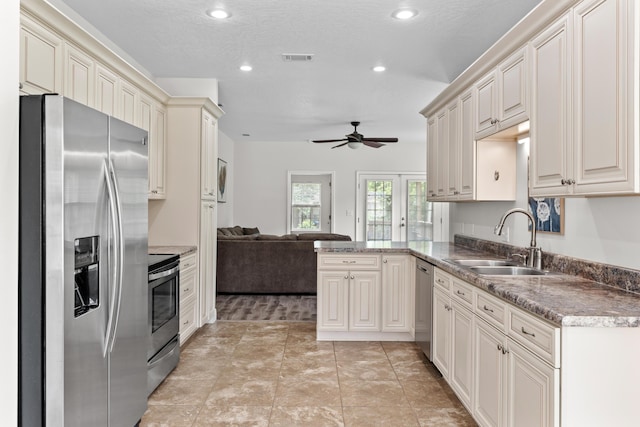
<box><xmin>315</xmin><ymin>240</ymin><xmax>640</xmax><ymax>328</ymax></box>
<box><xmin>149</xmin><ymin>245</ymin><xmax>197</xmax><ymax>257</ymax></box>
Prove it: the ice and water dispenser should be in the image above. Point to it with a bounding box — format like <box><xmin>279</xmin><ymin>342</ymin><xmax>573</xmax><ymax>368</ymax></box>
<box><xmin>74</xmin><ymin>236</ymin><xmax>100</xmax><ymax>317</ymax></box>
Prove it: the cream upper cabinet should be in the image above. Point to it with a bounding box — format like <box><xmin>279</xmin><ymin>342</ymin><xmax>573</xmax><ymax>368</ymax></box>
<box><xmin>458</xmin><ymin>90</ymin><xmax>476</xmax><ymax>200</ymax></box>
<box><xmin>475</xmin><ymin>48</ymin><xmax>528</xmax><ymax>140</ymax></box>
<box><xmin>64</xmin><ymin>43</ymin><xmax>94</xmax><ymax>106</ymax></box>
<box><xmin>201</xmin><ymin>110</ymin><xmax>218</xmax><ymax>200</ymax></box>
<box><xmin>426</xmin><ymin>116</ymin><xmax>439</xmax><ymax>200</ymax></box>
<box><xmin>381</xmin><ymin>255</ymin><xmax>413</xmax><ymax>333</ymax></box>
<box><xmin>95</xmin><ymin>64</ymin><xmax>118</xmax><ymax>116</ymax></box>
<box><xmin>117</xmin><ymin>78</ymin><xmax>139</xmax><ymax>125</ymax></box>
<box><xmin>436</xmin><ymin>109</ymin><xmax>448</xmax><ymax>198</ymax></box>
<box><xmin>138</xmin><ymin>94</ymin><xmax>167</xmax><ymax>199</ymax></box>
<box><xmin>531</xmin><ymin>0</ymin><xmax>639</xmax><ymax>196</ymax></box>
<box><xmin>19</xmin><ymin>15</ymin><xmax>63</xmax><ymax>95</ymax></box>
<box><xmin>529</xmin><ymin>13</ymin><xmax>573</xmax><ymax>196</ymax></box>
<box><xmin>572</xmin><ymin>0</ymin><xmax>637</xmax><ymax>195</ymax></box>
<box><xmin>446</xmin><ymin>99</ymin><xmax>460</xmax><ymax>198</ymax></box>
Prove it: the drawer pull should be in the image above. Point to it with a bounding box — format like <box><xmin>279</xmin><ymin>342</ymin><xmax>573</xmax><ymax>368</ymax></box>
<box><xmin>342</xmin><ymin>260</ymin><xmax>356</xmax><ymax>264</ymax></box>
<box><xmin>184</xmin><ymin>288</ymin><xmax>190</xmax><ymax>292</ymax></box>
<box><xmin>183</xmin><ymin>320</ymin><xmax>190</xmax><ymax>326</ymax></box>
<box><xmin>521</xmin><ymin>327</ymin><xmax>536</xmax><ymax>337</ymax></box>
<box><xmin>483</xmin><ymin>305</ymin><xmax>494</xmax><ymax>313</ymax></box>
<box><xmin>456</xmin><ymin>290</ymin><xmax>466</xmax><ymax>296</ymax></box>
<box><xmin>436</xmin><ymin>279</ymin><xmax>445</xmax><ymax>285</ymax></box>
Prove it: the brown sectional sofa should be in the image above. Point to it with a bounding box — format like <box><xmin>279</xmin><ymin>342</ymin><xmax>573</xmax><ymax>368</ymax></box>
<box><xmin>216</xmin><ymin>226</ymin><xmax>351</xmax><ymax>294</ymax></box>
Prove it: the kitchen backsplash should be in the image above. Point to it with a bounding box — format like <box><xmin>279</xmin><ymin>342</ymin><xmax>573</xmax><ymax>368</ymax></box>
<box><xmin>454</xmin><ymin>234</ymin><xmax>640</xmax><ymax>295</ymax></box>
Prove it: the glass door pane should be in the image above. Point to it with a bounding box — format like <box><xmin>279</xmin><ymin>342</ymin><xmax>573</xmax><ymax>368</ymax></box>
<box><xmin>406</xmin><ymin>180</ymin><xmax>433</xmax><ymax>241</ymax></box>
<box><xmin>365</xmin><ymin>179</ymin><xmax>393</xmax><ymax>241</ymax></box>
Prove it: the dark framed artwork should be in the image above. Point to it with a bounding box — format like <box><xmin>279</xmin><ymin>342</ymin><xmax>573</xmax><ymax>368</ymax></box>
<box><xmin>217</xmin><ymin>158</ymin><xmax>227</xmax><ymax>203</ymax></box>
<box><xmin>528</xmin><ymin>197</ymin><xmax>564</xmax><ymax>234</ymax></box>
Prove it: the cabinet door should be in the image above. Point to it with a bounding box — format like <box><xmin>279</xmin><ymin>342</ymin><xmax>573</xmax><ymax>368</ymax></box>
<box><xmin>529</xmin><ymin>13</ymin><xmax>573</xmax><ymax>196</ymax></box>
<box><xmin>498</xmin><ymin>48</ymin><xmax>528</xmax><ymax>128</ymax></box>
<box><xmin>475</xmin><ymin>70</ymin><xmax>498</xmax><ymax>138</ymax></box>
<box><xmin>118</xmin><ymin>78</ymin><xmax>138</xmax><ymax>125</ymax></box>
<box><xmin>349</xmin><ymin>271</ymin><xmax>381</xmax><ymax>331</ymax></box>
<box><xmin>447</xmin><ymin>100</ymin><xmax>460</xmax><ymax>198</ymax></box>
<box><xmin>95</xmin><ymin>64</ymin><xmax>118</xmax><ymax>116</ymax></box>
<box><xmin>201</xmin><ymin>110</ymin><xmax>218</xmax><ymax>200</ymax></box>
<box><xmin>199</xmin><ymin>202</ymin><xmax>216</xmax><ymax>325</ymax></box>
<box><xmin>506</xmin><ymin>338</ymin><xmax>559</xmax><ymax>427</ymax></box>
<box><xmin>573</xmin><ymin>0</ymin><xmax>634</xmax><ymax>194</ymax></box>
<box><xmin>19</xmin><ymin>17</ymin><xmax>63</xmax><ymax>95</ymax></box>
<box><xmin>436</xmin><ymin>109</ymin><xmax>448</xmax><ymax>198</ymax></box>
<box><xmin>64</xmin><ymin>43</ymin><xmax>94</xmax><ymax>106</ymax></box>
<box><xmin>149</xmin><ymin>104</ymin><xmax>167</xmax><ymax>199</ymax></box>
<box><xmin>426</xmin><ymin>116</ymin><xmax>439</xmax><ymax>200</ymax></box>
<box><xmin>381</xmin><ymin>255</ymin><xmax>412</xmax><ymax>333</ymax></box>
<box><xmin>317</xmin><ymin>271</ymin><xmax>350</xmax><ymax>331</ymax></box>
<box><xmin>451</xmin><ymin>301</ymin><xmax>474</xmax><ymax>411</ymax></box>
<box><xmin>432</xmin><ymin>287</ymin><xmax>451</xmax><ymax>379</ymax></box>
<box><xmin>474</xmin><ymin>318</ymin><xmax>507</xmax><ymax>427</ymax></box>
<box><xmin>458</xmin><ymin>89</ymin><xmax>475</xmax><ymax>200</ymax></box>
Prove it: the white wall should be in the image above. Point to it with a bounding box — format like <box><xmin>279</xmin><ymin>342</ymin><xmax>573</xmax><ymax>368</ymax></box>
<box><xmin>233</xmin><ymin>140</ymin><xmax>426</xmax><ymax>238</ymax></box>
<box><xmin>217</xmin><ymin>130</ymin><xmax>235</xmax><ymax>227</ymax></box>
<box><xmin>451</xmin><ymin>140</ymin><xmax>640</xmax><ymax>271</ymax></box>
<box><xmin>2</xmin><ymin>0</ymin><xmax>19</xmax><ymax>422</ymax></box>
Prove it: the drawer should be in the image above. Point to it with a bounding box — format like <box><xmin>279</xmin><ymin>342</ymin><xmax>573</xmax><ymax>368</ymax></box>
<box><xmin>434</xmin><ymin>268</ymin><xmax>451</xmax><ymax>291</ymax></box>
<box><xmin>475</xmin><ymin>291</ymin><xmax>507</xmax><ymax>332</ymax></box>
<box><xmin>318</xmin><ymin>254</ymin><xmax>381</xmax><ymax>270</ymax></box>
<box><xmin>451</xmin><ymin>278</ymin><xmax>474</xmax><ymax>308</ymax></box>
<box><xmin>180</xmin><ymin>253</ymin><xmax>197</xmax><ymax>273</ymax></box>
<box><xmin>179</xmin><ymin>298</ymin><xmax>198</xmax><ymax>345</ymax></box>
<box><xmin>508</xmin><ymin>307</ymin><xmax>560</xmax><ymax>368</ymax></box>
<box><xmin>179</xmin><ymin>268</ymin><xmax>197</xmax><ymax>303</ymax></box>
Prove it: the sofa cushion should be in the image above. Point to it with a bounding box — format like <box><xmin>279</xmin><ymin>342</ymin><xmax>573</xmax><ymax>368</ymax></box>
<box><xmin>256</xmin><ymin>233</ymin><xmax>298</xmax><ymax>241</ymax></box>
<box><xmin>243</xmin><ymin>227</ymin><xmax>260</xmax><ymax>235</ymax></box>
<box><xmin>217</xmin><ymin>234</ymin><xmax>258</xmax><ymax>240</ymax></box>
<box><xmin>297</xmin><ymin>233</ymin><xmax>352</xmax><ymax>241</ymax></box>
<box><xmin>218</xmin><ymin>228</ymin><xmax>233</xmax><ymax>236</ymax></box>
<box><xmin>227</xmin><ymin>226</ymin><xmax>244</xmax><ymax>236</ymax></box>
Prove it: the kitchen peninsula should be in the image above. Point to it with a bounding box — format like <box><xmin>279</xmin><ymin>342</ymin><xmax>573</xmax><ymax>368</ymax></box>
<box><xmin>315</xmin><ymin>236</ymin><xmax>640</xmax><ymax>427</ymax></box>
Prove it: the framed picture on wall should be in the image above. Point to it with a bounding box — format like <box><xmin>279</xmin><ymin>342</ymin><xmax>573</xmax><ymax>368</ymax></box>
<box><xmin>217</xmin><ymin>158</ymin><xmax>227</xmax><ymax>203</ymax></box>
<box><xmin>528</xmin><ymin>197</ymin><xmax>564</xmax><ymax>234</ymax></box>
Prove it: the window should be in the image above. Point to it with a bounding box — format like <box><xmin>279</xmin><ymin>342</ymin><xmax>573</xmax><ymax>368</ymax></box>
<box><xmin>291</xmin><ymin>183</ymin><xmax>321</xmax><ymax>231</ymax></box>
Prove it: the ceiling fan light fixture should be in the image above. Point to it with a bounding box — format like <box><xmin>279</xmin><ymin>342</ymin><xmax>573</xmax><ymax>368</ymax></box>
<box><xmin>207</xmin><ymin>9</ymin><xmax>231</xmax><ymax>19</ymax></box>
<box><xmin>347</xmin><ymin>142</ymin><xmax>361</xmax><ymax>149</ymax></box>
<box><xmin>392</xmin><ymin>8</ymin><xmax>418</xmax><ymax>20</ymax></box>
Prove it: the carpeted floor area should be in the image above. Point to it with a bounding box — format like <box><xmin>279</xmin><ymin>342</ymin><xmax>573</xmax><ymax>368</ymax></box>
<box><xmin>216</xmin><ymin>294</ymin><xmax>317</xmax><ymax>321</ymax></box>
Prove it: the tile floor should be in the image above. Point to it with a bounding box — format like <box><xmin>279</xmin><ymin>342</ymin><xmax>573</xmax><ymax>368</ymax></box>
<box><xmin>141</xmin><ymin>321</ymin><xmax>477</xmax><ymax>426</ymax></box>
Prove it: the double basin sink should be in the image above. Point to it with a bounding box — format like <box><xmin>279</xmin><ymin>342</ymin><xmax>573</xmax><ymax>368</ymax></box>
<box><xmin>445</xmin><ymin>259</ymin><xmax>549</xmax><ymax>276</ymax></box>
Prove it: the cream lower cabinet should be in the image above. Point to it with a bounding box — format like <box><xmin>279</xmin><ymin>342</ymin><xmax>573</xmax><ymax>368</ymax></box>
<box><xmin>179</xmin><ymin>252</ymin><xmax>199</xmax><ymax>344</ymax></box>
<box><xmin>317</xmin><ymin>253</ymin><xmax>413</xmax><ymax>341</ymax></box>
<box><xmin>434</xmin><ymin>267</ymin><xmax>559</xmax><ymax>427</ymax></box>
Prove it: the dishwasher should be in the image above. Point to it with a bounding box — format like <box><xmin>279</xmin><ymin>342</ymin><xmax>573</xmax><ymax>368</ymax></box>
<box><xmin>415</xmin><ymin>258</ymin><xmax>434</xmax><ymax>361</ymax></box>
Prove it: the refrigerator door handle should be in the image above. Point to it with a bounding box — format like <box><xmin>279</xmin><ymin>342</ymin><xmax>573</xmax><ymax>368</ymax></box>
<box><xmin>107</xmin><ymin>158</ymin><xmax>125</xmax><ymax>354</ymax></box>
<box><xmin>103</xmin><ymin>159</ymin><xmax>124</xmax><ymax>356</ymax></box>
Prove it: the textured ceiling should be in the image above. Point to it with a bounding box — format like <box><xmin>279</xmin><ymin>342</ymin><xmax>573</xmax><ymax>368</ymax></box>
<box><xmin>55</xmin><ymin>0</ymin><xmax>541</xmax><ymax>144</ymax></box>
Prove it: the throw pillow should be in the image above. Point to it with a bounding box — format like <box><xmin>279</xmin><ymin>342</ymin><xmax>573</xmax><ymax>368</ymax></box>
<box><xmin>243</xmin><ymin>227</ymin><xmax>260</xmax><ymax>235</ymax></box>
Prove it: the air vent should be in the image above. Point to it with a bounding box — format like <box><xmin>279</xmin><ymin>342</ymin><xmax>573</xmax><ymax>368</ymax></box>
<box><xmin>282</xmin><ymin>53</ymin><xmax>314</xmax><ymax>62</ymax></box>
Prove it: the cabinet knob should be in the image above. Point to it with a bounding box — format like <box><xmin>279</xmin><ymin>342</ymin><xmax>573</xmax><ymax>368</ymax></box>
<box><xmin>383</xmin><ymin>259</ymin><xmax>388</xmax><ymax>263</ymax></box>
<box><xmin>344</xmin><ymin>275</ymin><xmax>349</xmax><ymax>279</ymax></box>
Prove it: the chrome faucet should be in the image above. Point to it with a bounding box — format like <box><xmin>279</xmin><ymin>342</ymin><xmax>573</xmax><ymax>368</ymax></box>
<box><xmin>494</xmin><ymin>208</ymin><xmax>542</xmax><ymax>269</ymax></box>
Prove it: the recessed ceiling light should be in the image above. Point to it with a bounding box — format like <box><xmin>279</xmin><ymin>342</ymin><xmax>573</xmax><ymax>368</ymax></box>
<box><xmin>373</xmin><ymin>66</ymin><xmax>386</xmax><ymax>72</ymax></box>
<box><xmin>240</xmin><ymin>65</ymin><xmax>253</xmax><ymax>72</ymax></box>
<box><xmin>208</xmin><ymin>9</ymin><xmax>231</xmax><ymax>19</ymax></box>
<box><xmin>391</xmin><ymin>9</ymin><xmax>418</xmax><ymax>20</ymax></box>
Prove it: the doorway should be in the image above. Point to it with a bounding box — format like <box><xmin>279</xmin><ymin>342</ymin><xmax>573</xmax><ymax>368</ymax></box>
<box><xmin>355</xmin><ymin>172</ymin><xmax>433</xmax><ymax>242</ymax></box>
<box><xmin>287</xmin><ymin>172</ymin><xmax>334</xmax><ymax>234</ymax></box>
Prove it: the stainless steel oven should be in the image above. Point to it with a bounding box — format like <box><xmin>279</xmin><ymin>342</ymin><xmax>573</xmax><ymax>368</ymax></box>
<box><xmin>147</xmin><ymin>254</ymin><xmax>180</xmax><ymax>395</ymax></box>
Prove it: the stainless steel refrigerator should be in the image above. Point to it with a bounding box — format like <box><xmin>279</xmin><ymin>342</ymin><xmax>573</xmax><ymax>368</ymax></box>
<box><xmin>19</xmin><ymin>95</ymin><xmax>149</xmax><ymax>426</ymax></box>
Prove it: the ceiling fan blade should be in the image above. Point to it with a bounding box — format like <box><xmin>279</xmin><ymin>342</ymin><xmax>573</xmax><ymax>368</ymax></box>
<box><xmin>331</xmin><ymin>142</ymin><xmax>350</xmax><ymax>149</ymax></box>
<box><xmin>362</xmin><ymin>137</ymin><xmax>398</xmax><ymax>143</ymax></box>
<box><xmin>312</xmin><ymin>138</ymin><xmax>348</xmax><ymax>143</ymax></box>
<box><xmin>363</xmin><ymin>140</ymin><xmax>384</xmax><ymax>148</ymax></box>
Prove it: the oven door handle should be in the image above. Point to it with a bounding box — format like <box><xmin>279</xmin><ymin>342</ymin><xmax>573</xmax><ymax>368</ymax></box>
<box><xmin>148</xmin><ymin>337</ymin><xmax>179</xmax><ymax>368</ymax></box>
<box><xmin>149</xmin><ymin>265</ymin><xmax>180</xmax><ymax>281</ymax></box>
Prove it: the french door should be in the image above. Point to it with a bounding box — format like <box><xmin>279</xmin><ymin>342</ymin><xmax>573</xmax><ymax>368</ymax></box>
<box><xmin>356</xmin><ymin>173</ymin><xmax>433</xmax><ymax>242</ymax></box>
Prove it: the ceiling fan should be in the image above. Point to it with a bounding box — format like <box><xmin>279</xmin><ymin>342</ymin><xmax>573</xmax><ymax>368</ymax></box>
<box><xmin>312</xmin><ymin>121</ymin><xmax>399</xmax><ymax>149</ymax></box>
